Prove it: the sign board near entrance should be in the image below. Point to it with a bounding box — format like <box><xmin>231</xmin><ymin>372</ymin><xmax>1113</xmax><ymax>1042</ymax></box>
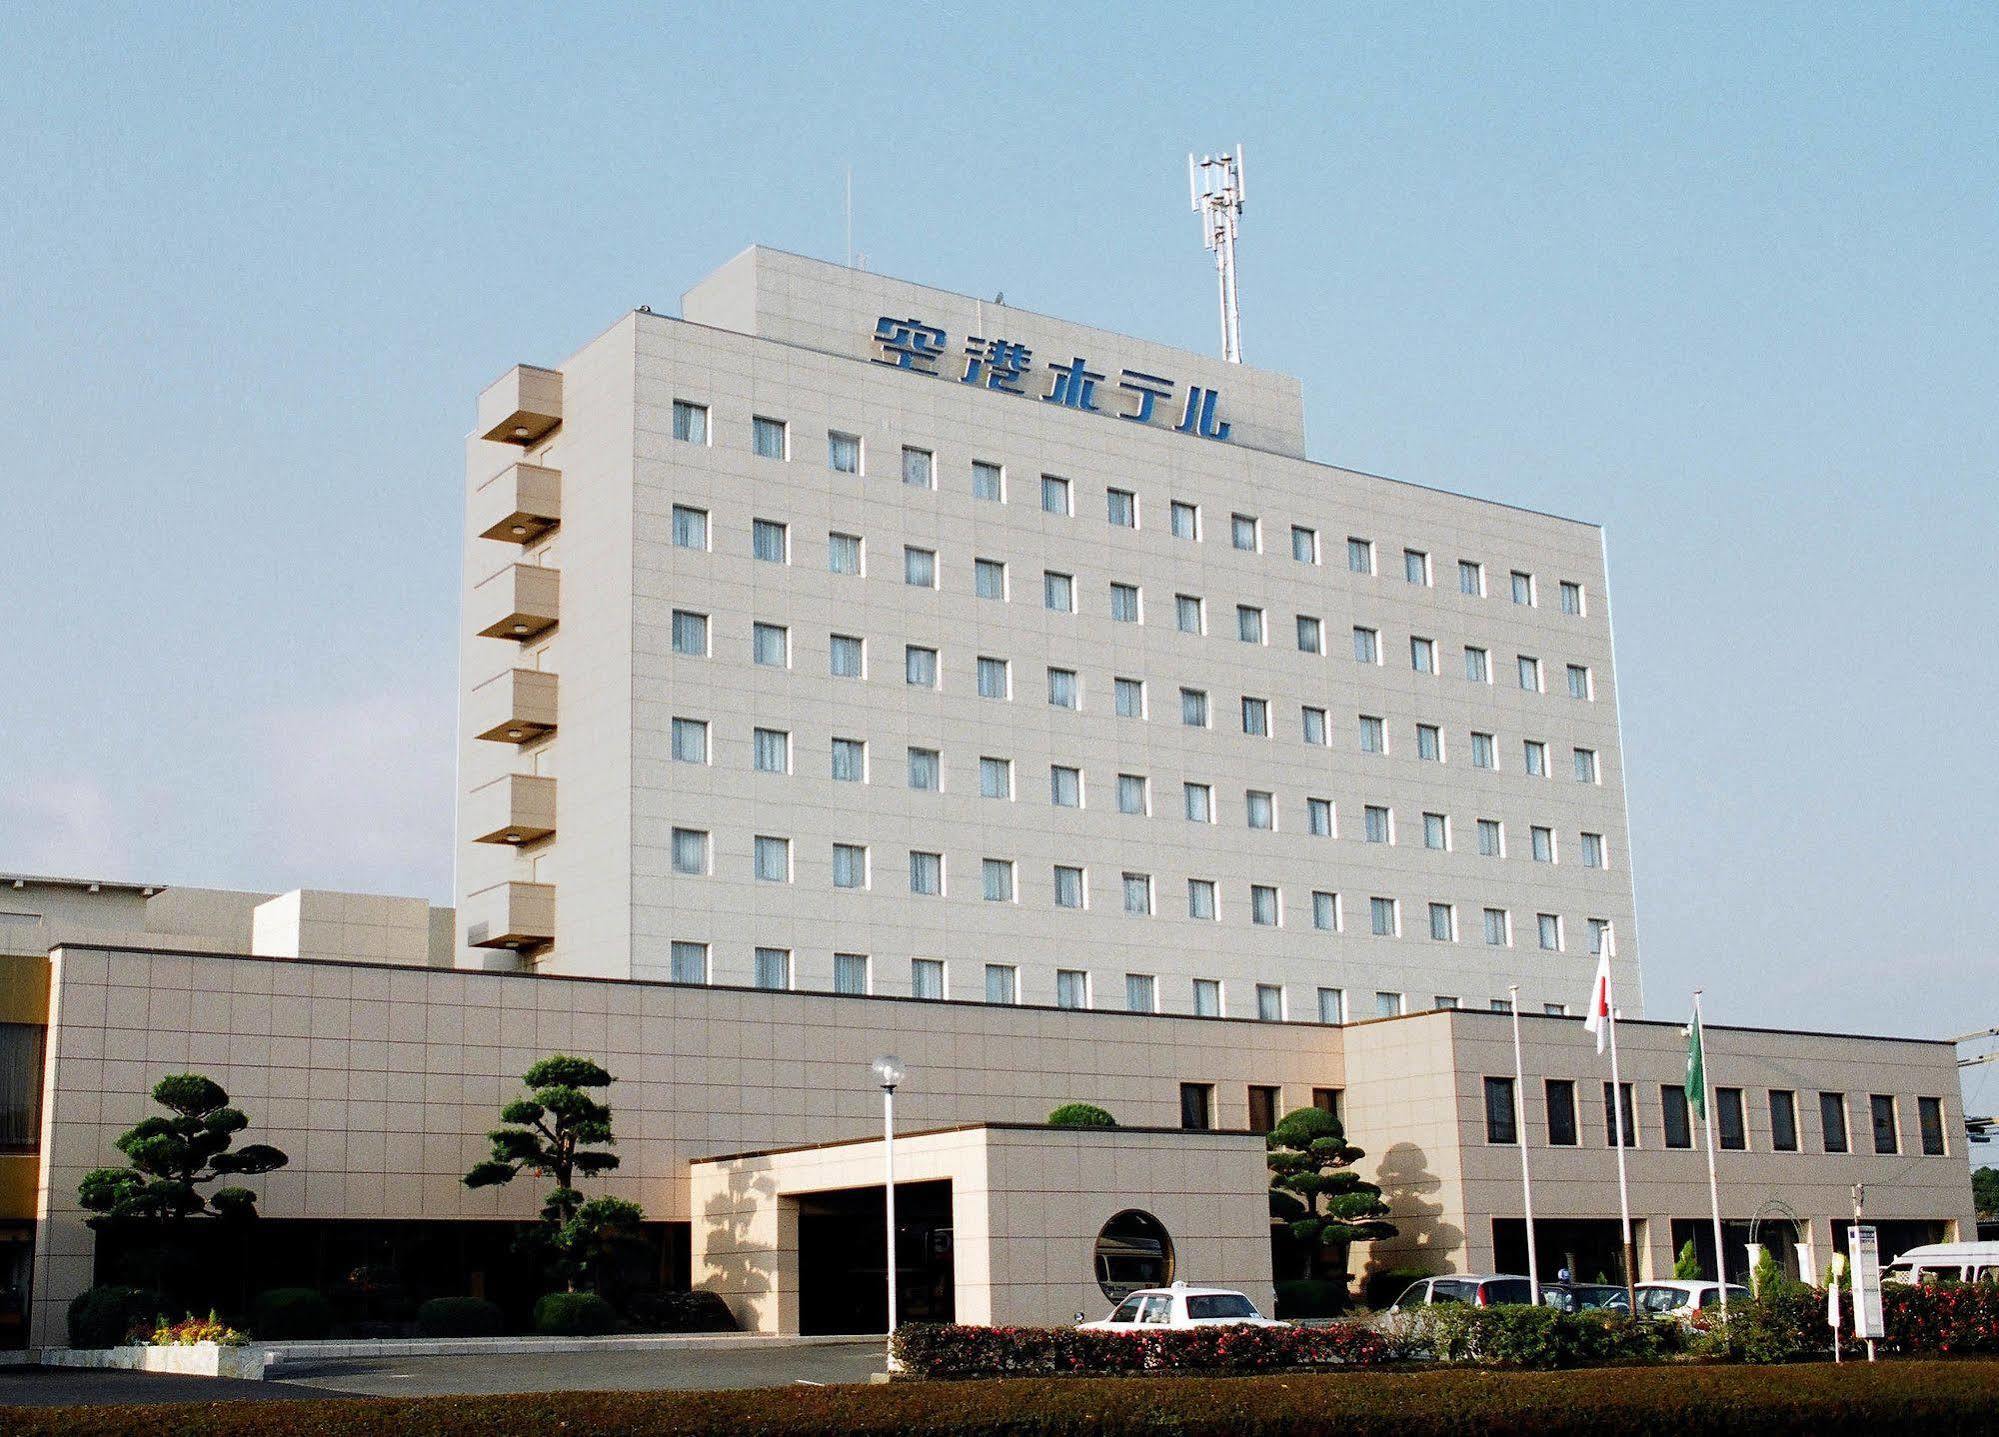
<box><xmin>1847</xmin><ymin>1224</ymin><xmax>1885</xmax><ymax>1340</ymax></box>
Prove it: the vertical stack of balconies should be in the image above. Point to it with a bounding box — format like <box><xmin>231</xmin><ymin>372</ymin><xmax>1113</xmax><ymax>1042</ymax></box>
<box><xmin>463</xmin><ymin>366</ymin><xmax>563</xmax><ymax>958</ymax></box>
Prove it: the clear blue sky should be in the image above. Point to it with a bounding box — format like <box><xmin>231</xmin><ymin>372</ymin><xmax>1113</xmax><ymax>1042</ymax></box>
<box><xmin>5</xmin><ymin>5</ymin><xmax>1995</xmax><ymax>1056</ymax></box>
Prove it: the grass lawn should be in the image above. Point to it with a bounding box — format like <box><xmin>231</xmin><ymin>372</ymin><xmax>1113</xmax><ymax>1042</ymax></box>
<box><xmin>11</xmin><ymin>1360</ymin><xmax>1999</xmax><ymax>1436</ymax></box>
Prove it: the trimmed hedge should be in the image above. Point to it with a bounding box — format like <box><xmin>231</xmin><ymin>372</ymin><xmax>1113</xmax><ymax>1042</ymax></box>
<box><xmin>532</xmin><ymin>1290</ymin><xmax>615</xmax><ymax>1336</ymax></box>
<box><xmin>1392</xmin><ymin>1303</ymin><xmax>1679</xmax><ymax>1367</ymax></box>
<box><xmin>1275</xmin><ymin>1278</ymin><xmax>1351</xmax><ymax>1318</ymax></box>
<box><xmin>65</xmin><ymin>1286</ymin><xmax>161</xmax><ymax>1349</ymax></box>
<box><xmin>1884</xmin><ymin>1281</ymin><xmax>1999</xmax><ymax>1354</ymax></box>
<box><xmin>890</xmin><ymin>1320</ymin><xmax>1389</xmax><ymax>1378</ymax></box>
<box><xmin>1046</xmin><ymin>1103</ymin><xmax>1117</xmax><ymax>1128</ymax></box>
<box><xmin>251</xmin><ymin>1287</ymin><xmax>334</xmax><ymax>1340</ymax></box>
<box><xmin>415</xmin><ymin>1297</ymin><xmax>505</xmax><ymax>1338</ymax></box>
<box><xmin>11</xmin><ymin>1363</ymin><xmax>1999</xmax><ymax>1436</ymax></box>
<box><xmin>623</xmin><ymin>1289</ymin><xmax>739</xmax><ymax>1333</ymax></box>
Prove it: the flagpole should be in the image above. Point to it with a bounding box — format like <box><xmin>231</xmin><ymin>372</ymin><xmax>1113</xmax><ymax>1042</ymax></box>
<box><xmin>1606</xmin><ymin>983</ymin><xmax>1638</xmax><ymax>1315</ymax></box>
<box><xmin>1509</xmin><ymin>984</ymin><xmax>1540</xmax><ymax>1305</ymax></box>
<box><xmin>1695</xmin><ymin>990</ymin><xmax>1728</xmax><ymax>1312</ymax></box>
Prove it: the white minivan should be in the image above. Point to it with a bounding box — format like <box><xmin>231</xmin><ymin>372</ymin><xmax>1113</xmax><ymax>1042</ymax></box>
<box><xmin>1883</xmin><ymin>1242</ymin><xmax>1999</xmax><ymax>1286</ymax></box>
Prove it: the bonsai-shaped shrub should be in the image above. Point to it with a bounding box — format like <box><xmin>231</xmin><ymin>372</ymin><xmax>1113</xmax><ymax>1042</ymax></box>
<box><xmin>78</xmin><ymin>1074</ymin><xmax>290</xmax><ymax>1229</ymax></box>
<box><xmin>1047</xmin><ymin>1103</ymin><xmax>1118</xmax><ymax>1128</ymax></box>
<box><xmin>1267</xmin><ymin>1107</ymin><xmax>1396</xmax><ymax>1281</ymax></box>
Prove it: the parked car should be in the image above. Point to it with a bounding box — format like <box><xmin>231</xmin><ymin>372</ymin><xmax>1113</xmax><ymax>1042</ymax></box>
<box><xmin>1079</xmin><ymin>1282</ymin><xmax>1284</xmax><ymax>1330</ymax></box>
<box><xmin>1884</xmin><ymin>1242</ymin><xmax>1999</xmax><ymax>1287</ymax></box>
<box><xmin>1635</xmin><ymin>1280</ymin><xmax>1750</xmax><ymax>1318</ymax></box>
<box><xmin>1384</xmin><ymin>1274</ymin><xmax>1542</xmax><ymax>1314</ymax></box>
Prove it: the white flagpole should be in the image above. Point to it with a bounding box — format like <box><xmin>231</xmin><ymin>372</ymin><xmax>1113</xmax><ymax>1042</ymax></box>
<box><xmin>1696</xmin><ymin>990</ymin><xmax>1728</xmax><ymax>1312</ymax></box>
<box><xmin>1605</xmin><ymin>960</ymin><xmax>1637</xmax><ymax>1314</ymax></box>
<box><xmin>1510</xmin><ymin>984</ymin><xmax>1540</xmax><ymax>1305</ymax></box>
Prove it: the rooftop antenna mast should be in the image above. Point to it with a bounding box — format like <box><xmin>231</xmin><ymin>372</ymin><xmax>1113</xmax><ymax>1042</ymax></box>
<box><xmin>1189</xmin><ymin>144</ymin><xmax>1247</xmax><ymax>364</ymax></box>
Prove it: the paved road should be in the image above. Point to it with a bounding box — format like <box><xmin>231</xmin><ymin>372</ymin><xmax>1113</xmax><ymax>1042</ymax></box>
<box><xmin>0</xmin><ymin>1365</ymin><xmax>340</xmax><ymax>1406</ymax></box>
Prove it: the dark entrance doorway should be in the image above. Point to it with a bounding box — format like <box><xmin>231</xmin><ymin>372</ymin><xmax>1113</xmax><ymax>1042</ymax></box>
<box><xmin>1492</xmin><ymin>1217</ymin><xmax>1642</xmax><ymax>1285</ymax></box>
<box><xmin>797</xmin><ymin>1179</ymin><xmax>954</xmax><ymax>1335</ymax></box>
<box><xmin>1668</xmin><ymin>1217</ymin><xmax>1804</xmax><ymax>1285</ymax></box>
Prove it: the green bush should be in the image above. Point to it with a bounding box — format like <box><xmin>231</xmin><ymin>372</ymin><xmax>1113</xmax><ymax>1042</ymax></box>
<box><xmin>415</xmin><ymin>1297</ymin><xmax>506</xmax><ymax>1338</ymax></box>
<box><xmin>622</xmin><ymin>1289</ymin><xmax>738</xmax><ymax>1332</ymax></box>
<box><xmin>1674</xmin><ymin>1239</ymin><xmax>1704</xmax><ymax>1281</ymax></box>
<box><xmin>1687</xmin><ymin>1286</ymin><xmax>1828</xmax><ymax>1363</ymax></box>
<box><xmin>250</xmin><ymin>1287</ymin><xmax>333</xmax><ymax>1340</ymax></box>
<box><xmin>1274</xmin><ymin>1278</ymin><xmax>1350</xmax><ymax>1318</ymax></box>
<box><xmin>1362</xmin><ymin>1265</ymin><xmax>1436</xmax><ymax>1309</ymax></box>
<box><xmin>66</xmin><ymin>1285</ymin><xmax>161</xmax><ymax>1349</ymax></box>
<box><xmin>891</xmin><ymin>1321</ymin><xmax>1389</xmax><ymax>1378</ymax></box>
<box><xmin>533</xmin><ymin>1290</ymin><xmax>616</xmax><ymax>1336</ymax></box>
<box><xmin>1391</xmin><ymin>1303</ymin><xmax>1677</xmax><ymax>1368</ymax></box>
<box><xmin>1045</xmin><ymin>1103</ymin><xmax>1117</xmax><ymax>1128</ymax></box>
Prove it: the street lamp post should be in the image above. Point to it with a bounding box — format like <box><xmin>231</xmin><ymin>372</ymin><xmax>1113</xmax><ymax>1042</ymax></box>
<box><xmin>872</xmin><ymin>1054</ymin><xmax>905</xmax><ymax>1338</ymax></box>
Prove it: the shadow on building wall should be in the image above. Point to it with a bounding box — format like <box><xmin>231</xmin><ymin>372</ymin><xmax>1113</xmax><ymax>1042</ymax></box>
<box><xmin>1362</xmin><ymin>1141</ymin><xmax>1463</xmax><ymax>1301</ymax></box>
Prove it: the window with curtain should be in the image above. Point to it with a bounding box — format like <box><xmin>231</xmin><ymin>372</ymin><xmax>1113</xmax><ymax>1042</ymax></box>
<box><xmin>0</xmin><ymin>1023</ymin><xmax>45</xmax><ymax>1149</ymax></box>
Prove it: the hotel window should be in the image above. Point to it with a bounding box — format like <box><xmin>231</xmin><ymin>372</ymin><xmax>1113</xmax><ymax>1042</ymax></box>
<box><xmin>972</xmin><ymin>460</ymin><xmax>1004</xmax><ymax>501</ymax></box>
<box><xmin>1311</xmin><ymin>890</ymin><xmax>1339</xmax><ymax>932</ymax></box>
<box><xmin>1174</xmin><ymin>593</ymin><xmax>1203</xmax><ymax>634</ymax></box>
<box><xmin>1574</xmin><ymin>748</ymin><xmax>1599</xmax><ymax>783</ymax></box>
<box><xmin>908</xmin><ymin>850</ymin><xmax>943</xmax><ymax>896</ymax></box>
<box><xmin>1170</xmin><ymin>500</ymin><xmax>1199</xmax><ymax>539</ymax></box>
<box><xmin>1465</xmin><ymin>646</ymin><xmax>1489</xmax><ymax>683</ymax></box>
<box><xmin>1255</xmin><ymin>986</ymin><xmax>1283</xmax><ymax>1023</ymax></box>
<box><xmin>1231</xmin><ymin>513</ymin><xmax>1259</xmax><ymax>551</ymax></box>
<box><xmin>1318</xmin><ymin>989</ymin><xmax>1346</xmax><ymax>1024</ymax></box>
<box><xmin>1180</xmin><ymin>687</ymin><xmax>1208</xmax><ymax>727</ymax></box>
<box><xmin>1127</xmin><ymin>973</ymin><xmax>1158</xmax><ymax>1013</ymax></box>
<box><xmin>671</xmin><ymin>610</ymin><xmax>708</xmax><ymax>657</ymax></box>
<box><xmin>1459</xmin><ymin>560</ymin><xmax>1484</xmax><ymax>596</ymax></box>
<box><xmin>1484</xmin><ymin>1077</ymin><xmax>1518</xmax><ymax>1144</ymax></box>
<box><xmin>1364</xmin><ymin>806</ymin><xmax>1392</xmax><ymax>844</ymax></box>
<box><xmin>753</xmin><ymin>835</ymin><xmax>791</xmax><ymax>883</ymax></box>
<box><xmin>1662</xmin><ymin>1085</ymin><xmax>1692</xmax><ymax>1149</ymax></box>
<box><xmin>1719</xmin><ymin>1088</ymin><xmax>1748</xmax><ymax>1151</ymax></box>
<box><xmin>979</xmin><ymin>756</ymin><xmax>1013</xmax><ymax>800</ymax></box>
<box><xmin>1770</xmin><ymin>1090</ymin><xmax>1800</xmax><ymax>1152</ymax></box>
<box><xmin>1352</xmin><ymin>627</ymin><xmax>1379</xmax><ymax>663</ymax></box>
<box><xmin>1041</xmin><ymin>474</ymin><xmax>1071</xmax><ymax>515</ymax></box>
<box><xmin>1245</xmin><ymin>790</ymin><xmax>1273</xmax><ymax>829</ymax></box>
<box><xmin>1580</xmin><ymin>832</ymin><xmax>1605</xmax><ymax>869</ymax></box>
<box><xmin>832</xmin><ymin>843</ymin><xmax>868</xmax><ymax>890</ymax></box>
<box><xmin>1122</xmin><ymin>872</ymin><xmax>1153</xmax><ymax>916</ymax></box>
<box><xmin>669</xmin><ymin>941</ymin><xmax>709</xmax><ymax>984</ymax></box>
<box><xmin>1050</xmin><ymin>765</ymin><xmax>1082</xmax><ymax>807</ymax></box>
<box><xmin>1043</xmin><ymin>570</ymin><xmax>1073</xmax><ymax>611</ymax></box>
<box><xmin>1374</xmin><ymin>990</ymin><xmax>1403</xmax><ymax>1017</ymax></box>
<box><xmin>975</xmin><ymin>558</ymin><xmax>1007</xmax><ymax>601</ymax></box>
<box><xmin>829</xmin><ymin>634</ymin><xmax>864</xmax><ymax>678</ymax></box>
<box><xmin>1567</xmin><ymin>664</ymin><xmax>1592</xmax><ymax>700</ymax></box>
<box><xmin>1471</xmin><ymin>731</ymin><xmax>1496</xmax><ymax>769</ymax></box>
<box><xmin>669</xmin><ymin>828</ymin><xmax>709</xmax><ymax>876</ymax></box>
<box><xmin>1417</xmin><ymin>724</ymin><xmax>1443</xmax><ymax>762</ymax></box>
<box><xmin>1056</xmin><ymin>969</ymin><xmax>1089</xmax><ymax>1009</ymax></box>
<box><xmin>1410</xmin><ymin>636</ymin><xmax>1435</xmax><ymax>673</ymax></box>
<box><xmin>1511</xmin><ymin>570</ymin><xmax>1535</xmax><ymax>606</ymax></box>
<box><xmin>833</xmin><ymin>952</ymin><xmax>870</xmax><ymax>995</ymax></box>
<box><xmin>1603</xmin><ymin>1081</ymin><xmax>1637</xmax><ymax>1147</ymax></box>
<box><xmin>671</xmin><ymin>400</ymin><xmax>708</xmax><ymax>444</ymax></box>
<box><xmin>1560</xmin><ymin>580</ymin><xmax>1584</xmax><ymax>615</ymax></box>
<box><xmin>751</xmin><ymin>415</ymin><xmax>787</xmax><ymax>459</ymax></box>
<box><xmin>1193</xmin><ymin>978</ymin><xmax>1222</xmax><ymax>1017</ymax></box>
<box><xmin>828</xmin><ymin>531</ymin><xmax>862</xmax><ymax>575</ymax></box>
<box><xmin>828</xmin><ymin>430</ymin><xmax>862</xmax><ymax>474</ymax></box>
<box><xmin>752</xmin><ymin>727</ymin><xmax>790</xmax><ymax>774</ymax></box>
<box><xmin>1048</xmin><ymin>667</ymin><xmax>1079</xmax><ymax>709</ymax></box>
<box><xmin>904</xmin><ymin>645</ymin><xmax>938</xmax><ymax>688</ymax></box>
<box><xmin>1347</xmin><ymin>537</ymin><xmax>1373</xmax><ymax>574</ymax></box>
<box><xmin>1235</xmin><ymin>604</ymin><xmax>1263</xmax><ymax>643</ymax></box>
<box><xmin>901</xmin><ymin>446</ymin><xmax>934</xmax><ymax>488</ymax></box>
<box><xmin>1518</xmin><ymin>655</ymin><xmax>1541</xmax><ymax>691</ymax></box>
<box><xmin>984</xmin><ymin>964</ymin><xmax>1018</xmax><ymax>1004</ymax></box>
<box><xmin>1919</xmin><ymin>1096</ymin><xmax>1947</xmax><ymax>1156</ymax></box>
<box><xmin>1404</xmin><ymin>549</ymin><xmax>1430</xmax><ymax>585</ymax></box>
<box><xmin>1184</xmin><ymin>782</ymin><xmax>1213</xmax><ymax>823</ymax></box>
<box><xmin>911</xmin><ymin>958</ymin><xmax>945</xmax><ymax>1000</ymax></box>
<box><xmin>1422</xmin><ymin>812</ymin><xmax>1448</xmax><ymax>850</ymax></box>
<box><xmin>1292</xmin><ymin>525</ymin><xmax>1319</xmax><ymax>563</ymax></box>
<box><xmin>1302</xmin><ymin>706</ymin><xmax>1328</xmax><ymax>745</ymax></box>
<box><xmin>1115</xmin><ymin>677</ymin><xmax>1145</xmax><ymax>718</ymax></box>
<box><xmin>752</xmin><ymin>518</ymin><xmax>788</xmax><ymax>563</ymax></box>
<box><xmin>670</xmin><ymin>717</ymin><xmax>708</xmax><ymax>764</ymax></box>
<box><xmin>831</xmin><ymin>737</ymin><xmax>867</xmax><ymax>783</ymax></box>
<box><xmin>1296</xmin><ymin>614</ymin><xmax>1323</xmax><ymax>654</ymax></box>
<box><xmin>1110</xmin><ymin>582</ymin><xmax>1142</xmax><ymax>623</ymax></box>
<box><xmin>907</xmin><ymin>747</ymin><xmax>941</xmax><ymax>790</ymax></box>
<box><xmin>1531</xmin><ymin>826</ymin><xmax>1555</xmax><ymax>863</ymax></box>
<box><xmin>1820</xmin><ymin>1092</ymin><xmax>1850</xmax><ymax>1153</ymax></box>
<box><xmin>1871</xmin><ymin>1095</ymin><xmax>1899</xmax><ymax>1154</ymax></box>
<box><xmin>1188</xmin><ymin>878</ymin><xmax>1217</xmax><ymax>919</ymax></box>
<box><xmin>1250</xmin><ymin>885</ymin><xmax>1280</xmax><ymax>926</ymax></box>
<box><xmin>904</xmin><ymin>546</ymin><xmax>936</xmax><ymax>588</ymax></box>
<box><xmin>753</xmin><ymin>622</ymin><xmax>790</xmax><ymax>668</ymax></box>
<box><xmin>754</xmin><ymin>947</ymin><xmax>791</xmax><ymax>991</ymax></box>
<box><xmin>1545</xmin><ymin>1079</ymin><xmax>1579</xmax><ymax>1146</ymax></box>
<box><xmin>1429</xmin><ymin>903</ymin><xmax>1456</xmax><ymax>942</ymax></box>
<box><xmin>1117</xmin><ymin>774</ymin><xmax>1149</xmax><ymax>816</ymax></box>
<box><xmin>1483</xmin><ymin>908</ymin><xmax>1510</xmax><ymax>946</ymax></box>
<box><xmin>1537</xmin><ymin>913</ymin><xmax>1562</xmax><ymax>951</ymax></box>
<box><xmin>1477</xmin><ymin>819</ymin><xmax>1503</xmax><ymax>857</ymax></box>
<box><xmin>982</xmin><ymin>859</ymin><xmax>1016</xmax><ymax>903</ymax></box>
<box><xmin>1307</xmin><ymin>797</ymin><xmax>1334</xmax><ymax>837</ymax></box>
<box><xmin>1370</xmin><ymin>897</ymin><xmax>1398</xmax><ymax>937</ymax></box>
<box><xmin>670</xmin><ymin>504</ymin><xmax>708</xmax><ymax>549</ymax></box>
<box><xmin>1589</xmin><ymin>918</ymin><xmax>1613</xmax><ymax>956</ymax></box>
<box><xmin>1106</xmin><ymin>487</ymin><xmax>1137</xmax><ymax>527</ymax></box>
<box><xmin>1357</xmin><ymin>715</ymin><xmax>1387</xmax><ymax>754</ymax></box>
<box><xmin>1241</xmin><ymin>696</ymin><xmax>1269</xmax><ymax>735</ymax></box>
<box><xmin>1523</xmin><ymin>740</ymin><xmax>1547</xmax><ymax>777</ymax></box>
<box><xmin>978</xmin><ymin>656</ymin><xmax>1011</xmax><ymax>699</ymax></box>
<box><xmin>1545</xmin><ymin>1003</ymin><xmax>1568</xmax><ymax>1017</ymax></box>
<box><xmin>1053</xmin><ymin>865</ymin><xmax>1085</xmax><ymax>909</ymax></box>
<box><xmin>1180</xmin><ymin>1082</ymin><xmax>1213</xmax><ymax>1129</ymax></box>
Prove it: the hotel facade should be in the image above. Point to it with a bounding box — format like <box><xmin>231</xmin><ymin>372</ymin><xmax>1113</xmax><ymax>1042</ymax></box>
<box><xmin>3</xmin><ymin>250</ymin><xmax>1975</xmax><ymax>1346</ymax></box>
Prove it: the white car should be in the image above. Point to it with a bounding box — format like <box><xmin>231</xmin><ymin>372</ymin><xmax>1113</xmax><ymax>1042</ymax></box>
<box><xmin>1080</xmin><ymin>1281</ymin><xmax>1285</xmax><ymax>1330</ymax></box>
<box><xmin>1635</xmin><ymin>1281</ymin><xmax>1750</xmax><ymax>1319</ymax></box>
<box><xmin>1884</xmin><ymin>1242</ymin><xmax>1999</xmax><ymax>1286</ymax></box>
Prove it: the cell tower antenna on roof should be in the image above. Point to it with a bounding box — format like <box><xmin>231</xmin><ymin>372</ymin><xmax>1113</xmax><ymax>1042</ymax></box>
<box><xmin>1188</xmin><ymin>144</ymin><xmax>1247</xmax><ymax>364</ymax></box>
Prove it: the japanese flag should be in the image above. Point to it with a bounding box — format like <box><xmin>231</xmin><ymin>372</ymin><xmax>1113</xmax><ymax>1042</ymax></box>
<box><xmin>1582</xmin><ymin>951</ymin><xmax>1614</xmax><ymax>1055</ymax></box>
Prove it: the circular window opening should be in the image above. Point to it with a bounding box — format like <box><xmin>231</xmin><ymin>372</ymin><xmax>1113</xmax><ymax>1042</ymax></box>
<box><xmin>1094</xmin><ymin>1208</ymin><xmax>1175</xmax><ymax>1302</ymax></box>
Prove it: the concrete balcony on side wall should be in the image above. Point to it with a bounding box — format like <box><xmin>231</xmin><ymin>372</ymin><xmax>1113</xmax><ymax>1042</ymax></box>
<box><xmin>473</xmin><ymin>563</ymin><xmax>559</xmax><ymax>641</ymax></box>
<box><xmin>463</xmin><ymin>880</ymin><xmax>555</xmax><ymax>952</ymax></box>
<box><xmin>467</xmin><ymin>668</ymin><xmax>558</xmax><ymax>744</ymax></box>
<box><xmin>478</xmin><ymin>365</ymin><xmax>563</xmax><ymax>446</ymax></box>
<box><xmin>474</xmin><ymin>462</ymin><xmax>562</xmax><ymax>544</ymax></box>
<box><xmin>465</xmin><ymin>774</ymin><xmax>556</xmax><ymax>847</ymax></box>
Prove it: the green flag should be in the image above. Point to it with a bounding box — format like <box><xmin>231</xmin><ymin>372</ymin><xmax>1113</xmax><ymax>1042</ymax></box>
<box><xmin>1686</xmin><ymin>1008</ymin><xmax>1707</xmax><ymax>1120</ymax></box>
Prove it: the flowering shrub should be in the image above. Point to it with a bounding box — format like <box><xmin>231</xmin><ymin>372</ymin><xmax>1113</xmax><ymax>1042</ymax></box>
<box><xmin>1388</xmin><ymin>1303</ymin><xmax>1679</xmax><ymax>1368</ymax></box>
<box><xmin>1883</xmin><ymin>1282</ymin><xmax>1999</xmax><ymax>1354</ymax></box>
<box><xmin>146</xmin><ymin>1311</ymin><xmax>246</xmax><ymax>1347</ymax></box>
<box><xmin>889</xmin><ymin>1320</ymin><xmax>1390</xmax><ymax>1378</ymax></box>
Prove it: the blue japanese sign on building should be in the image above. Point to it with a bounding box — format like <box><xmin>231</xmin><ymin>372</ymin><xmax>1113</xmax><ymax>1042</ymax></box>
<box><xmin>869</xmin><ymin>316</ymin><xmax>1231</xmax><ymax>442</ymax></box>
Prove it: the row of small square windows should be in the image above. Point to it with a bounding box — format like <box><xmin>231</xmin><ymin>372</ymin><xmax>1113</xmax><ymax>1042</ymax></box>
<box><xmin>664</xmin><ymin>618</ymin><xmax>1603</xmax><ymax>778</ymax></box>
<box><xmin>669</xmin><ymin>720</ymin><xmax>1610</xmax><ymax>858</ymax></box>
<box><xmin>667</xmin><ymin>401</ymin><xmax>1591</xmax><ymax>614</ymax></box>
<box><xmin>669</xmin><ymin>507</ymin><xmax>1599</xmax><ymax>698</ymax></box>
